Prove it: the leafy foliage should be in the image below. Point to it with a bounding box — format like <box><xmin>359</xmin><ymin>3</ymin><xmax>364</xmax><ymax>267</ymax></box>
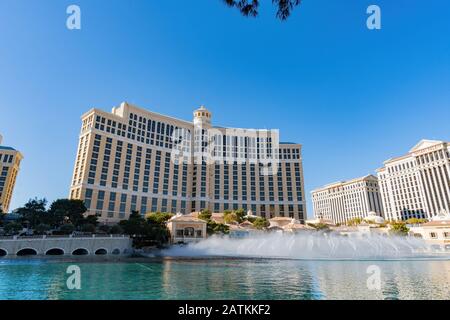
<box><xmin>198</xmin><ymin>209</ymin><xmax>212</xmax><ymax>221</ymax></box>
<box><xmin>196</xmin><ymin>209</ymin><xmax>229</xmax><ymax>235</ymax></box>
<box><xmin>98</xmin><ymin>224</ymin><xmax>111</xmax><ymax>234</ymax></box>
<box><xmin>119</xmin><ymin>211</ymin><xmax>170</xmax><ymax>247</ymax></box>
<box><xmin>0</xmin><ymin>211</ymin><xmax>6</xmax><ymax>227</ymax></box>
<box><xmin>207</xmin><ymin>220</ymin><xmax>230</xmax><ymax>235</ymax></box>
<box><xmin>34</xmin><ymin>223</ymin><xmax>51</xmax><ymax>235</ymax></box>
<box><xmin>252</xmin><ymin>217</ymin><xmax>269</xmax><ymax>230</ymax></box>
<box><xmin>223</xmin><ymin>0</ymin><xmax>301</xmax><ymax>20</ymax></box>
<box><xmin>224</xmin><ymin>212</ymin><xmax>238</xmax><ymax>224</ymax></box>
<box><xmin>119</xmin><ymin>211</ymin><xmax>146</xmax><ymax>235</ymax></box>
<box><xmin>234</xmin><ymin>208</ymin><xmax>246</xmax><ymax>223</ymax></box>
<box><xmin>81</xmin><ymin>223</ymin><xmax>96</xmax><ymax>233</ymax></box>
<box><xmin>16</xmin><ymin>198</ymin><xmax>47</xmax><ymax>228</ymax></box>
<box><xmin>389</xmin><ymin>222</ymin><xmax>409</xmax><ymax>236</ymax></box>
<box><xmin>146</xmin><ymin>212</ymin><xmax>173</xmax><ymax>224</ymax></box>
<box><xmin>346</xmin><ymin>218</ymin><xmax>362</xmax><ymax>226</ymax></box>
<box><xmin>307</xmin><ymin>222</ymin><xmax>329</xmax><ymax>230</ymax></box>
<box><xmin>58</xmin><ymin>224</ymin><xmax>75</xmax><ymax>235</ymax></box>
<box><xmin>48</xmin><ymin>199</ymin><xmax>87</xmax><ymax>226</ymax></box>
<box><xmin>405</xmin><ymin>218</ymin><xmax>427</xmax><ymax>225</ymax></box>
<box><xmin>11</xmin><ymin>198</ymin><xmax>98</xmax><ymax>234</ymax></box>
<box><xmin>110</xmin><ymin>224</ymin><xmax>124</xmax><ymax>235</ymax></box>
<box><xmin>3</xmin><ymin>222</ymin><xmax>23</xmax><ymax>235</ymax></box>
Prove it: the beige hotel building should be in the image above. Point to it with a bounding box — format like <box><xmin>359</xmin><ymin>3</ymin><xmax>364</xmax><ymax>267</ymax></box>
<box><xmin>69</xmin><ymin>102</ymin><xmax>306</xmax><ymax>223</ymax></box>
<box><xmin>311</xmin><ymin>175</ymin><xmax>383</xmax><ymax>225</ymax></box>
<box><xmin>0</xmin><ymin>135</ymin><xmax>23</xmax><ymax>213</ymax></box>
<box><xmin>377</xmin><ymin>139</ymin><xmax>450</xmax><ymax>221</ymax></box>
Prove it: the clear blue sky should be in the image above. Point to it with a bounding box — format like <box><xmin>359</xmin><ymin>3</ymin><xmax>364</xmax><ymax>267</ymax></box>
<box><xmin>1</xmin><ymin>0</ymin><xmax>449</xmax><ymax>217</ymax></box>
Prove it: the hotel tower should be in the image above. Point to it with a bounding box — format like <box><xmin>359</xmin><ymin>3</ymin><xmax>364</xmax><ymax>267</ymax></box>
<box><xmin>311</xmin><ymin>175</ymin><xmax>383</xmax><ymax>225</ymax></box>
<box><xmin>69</xmin><ymin>102</ymin><xmax>306</xmax><ymax>223</ymax></box>
<box><xmin>0</xmin><ymin>135</ymin><xmax>23</xmax><ymax>213</ymax></box>
<box><xmin>377</xmin><ymin>139</ymin><xmax>450</xmax><ymax>221</ymax></box>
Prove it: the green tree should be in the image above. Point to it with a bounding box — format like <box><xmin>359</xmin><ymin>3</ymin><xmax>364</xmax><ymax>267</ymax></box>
<box><xmin>224</xmin><ymin>212</ymin><xmax>238</xmax><ymax>224</ymax></box>
<box><xmin>146</xmin><ymin>212</ymin><xmax>173</xmax><ymax>224</ymax></box>
<box><xmin>82</xmin><ymin>214</ymin><xmax>99</xmax><ymax>227</ymax></box>
<box><xmin>347</xmin><ymin>218</ymin><xmax>362</xmax><ymax>226</ymax></box>
<box><xmin>307</xmin><ymin>223</ymin><xmax>330</xmax><ymax>231</ymax></box>
<box><xmin>405</xmin><ymin>218</ymin><xmax>426</xmax><ymax>225</ymax></box>
<box><xmin>234</xmin><ymin>208</ymin><xmax>246</xmax><ymax>223</ymax></box>
<box><xmin>58</xmin><ymin>224</ymin><xmax>75</xmax><ymax>235</ymax></box>
<box><xmin>0</xmin><ymin>210</ymin><xmax>6</xmax><ymax>227</ymax></box>
<box><xmin>34</xmin><ymin>223</ymin><xmax>51</xmax><ymax>235</ymax></box>
<box><xmin>145</xmin><ymin>223</ymin><xmax>171</xmax><ymax>244</ymax></box>
<box><xmin>120</xmin><ymin>211</ymin><xmax>170</xmax><ymax>247</ymax></box>
<box><xmin>314</xmin><ymin>223</ymin><xmax>330</xmax><ymax>230</ymax></box>
<box><xmin>16</xmin><ymin>198</ymin><xmax>47</xmax><ymax>228</ymax></box>
<box><xmin>98</xmin><ymin>224</ymin><xmax>111</xmax><ymax>234</ymax></box>
<box><xmin>223</xmin><ymin>0</ymin><xmax>301</xmax><ymax>20</ymax></box>
<box><xmin>119</xmin><ymin>211</ymin><xmax>146</xmax><ymax>235</ymax></box>
<box><xmin>110</xmin><ymin>224</ymin><xmax>124</xmax><ymax>235</ymax></box>
<box><xmin>253</xmin><ymin>217</ymin><xmax>269</xmax><ymax>230</ymax></box>
<box><xmin>48</xmin><ymin>199</ymin><xmax>87</xmax><ymax>227</ymax></box>
<box><xmin>4</xmin><ymin>222</ymin><xmax>23</xmax><ymax>235</ymax></box>
<box><xmin>81</xmin><ymin>223</ymin><xmax>96</xmax><ymax>233</ymax></box>
<box><xmin>389</xmin><ymin>222</ymin><xmax>409</xmax><ymax>236</ymax></box>
<box><xmin>198</xmin><ymin>209</ymin><xmax>212</xmax><ymax>222</ymax></box>
<box><xmin>207</xmin><ymin>220</ymin><xmax>230</xmax><ymax>235</ymax></box>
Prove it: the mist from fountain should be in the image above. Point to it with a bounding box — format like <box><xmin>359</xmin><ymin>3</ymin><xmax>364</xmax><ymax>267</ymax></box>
<box><xmin>160</xmin><ymin>232</ymin><xmax>450</xmax><ymax>260</ymax></box>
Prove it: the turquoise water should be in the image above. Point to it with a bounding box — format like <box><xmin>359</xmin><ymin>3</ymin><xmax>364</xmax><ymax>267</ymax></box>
<box><xmin>0</xmin><ymin>257</ymin><xmax>449</xmax><ymax>300</ymax></box>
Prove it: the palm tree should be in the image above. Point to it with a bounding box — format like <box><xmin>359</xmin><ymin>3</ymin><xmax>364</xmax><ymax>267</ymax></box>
<box><xmin>223</xmin><ymin>0</ymin><xmax>302</xmax><ymax>20</ymax></box>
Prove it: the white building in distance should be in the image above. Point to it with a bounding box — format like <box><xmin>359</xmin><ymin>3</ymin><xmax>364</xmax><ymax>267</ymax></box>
<box><xmin>377</xmin><ymin>139</ymin><xmax>450</xmax><ymax>221</ymax></box>
<box><xmin>311</xmin><ymin>175</ymin><xmax>383</xmax><ymax>225</ymax></box>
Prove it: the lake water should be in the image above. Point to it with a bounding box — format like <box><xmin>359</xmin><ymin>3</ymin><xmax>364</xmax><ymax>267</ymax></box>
<box><xmin>0</xmin><ymin>257</ymin><xmax>449</xmax><ymax>300</ymax></box>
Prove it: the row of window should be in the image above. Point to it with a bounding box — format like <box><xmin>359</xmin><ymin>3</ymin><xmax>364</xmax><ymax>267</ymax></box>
<box><xmin>93</xmin><ymin>112</ymin><xmax>301</xmax><ymax>161</ymax></box>
<box><xmin>83</xmin><ymin>188</ymin><xmax>305</xmax><ymax>219</ymax></box>
<box><xmin>85</xmin><ymin>134</ymin><xmax>305</xmax><ymax>200</ymax></box>
<box><xmin>0</xmin><ymin>154</ymin><xmax>14</xmax><ymax>164</ymax></box>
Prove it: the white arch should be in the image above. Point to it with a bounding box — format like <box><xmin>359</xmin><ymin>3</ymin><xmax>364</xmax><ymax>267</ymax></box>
<box><xmin>0</xmin><ymin>248</ymin><xmax>9</xmax><ymax>256</ymax></box>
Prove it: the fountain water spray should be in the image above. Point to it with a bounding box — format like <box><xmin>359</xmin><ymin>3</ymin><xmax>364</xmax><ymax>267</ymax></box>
<box><xmin>161</xmin><ymin>232</ymin><xmax>449</xmax><ymax>260</ymax></box>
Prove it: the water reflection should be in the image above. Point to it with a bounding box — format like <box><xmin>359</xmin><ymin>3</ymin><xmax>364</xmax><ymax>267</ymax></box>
<box><xmin>0</xmin><ymin>258</ymin><xmax>448</xmax><ymax>300</ymax></box>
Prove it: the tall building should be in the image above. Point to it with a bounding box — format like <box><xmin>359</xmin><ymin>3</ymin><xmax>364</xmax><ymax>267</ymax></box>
<box><xmin>311</xmin><ymin>175</ymin><xmax>383</xmax><ymax>225</ymax></box>
<box><xmin>0</xmin><ymin>135</ymin><xmax>23</xmax><ymax>213</ymax></box>
<box><xmin>69</xmin><ymin>102</ymin><xmax>306</xmax><ymax>223</ymax></box>
<box><xmin>377</xmin><ymin>139</ymin><xmax>450</xmax><ymax>221</ymax></box>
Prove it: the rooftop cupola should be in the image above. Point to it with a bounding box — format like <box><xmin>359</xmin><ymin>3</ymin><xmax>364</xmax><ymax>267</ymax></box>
<box><xmin>193</xmin><ymin>105</ymin><xmax>212</xmax><ymax>127</ymax></box>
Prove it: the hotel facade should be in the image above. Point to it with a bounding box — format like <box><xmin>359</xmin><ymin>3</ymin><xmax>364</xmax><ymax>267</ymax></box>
<box><xmin>0</xmin><ymin>135</ymin><xmax>23</xmax><ymax>213</ymax></box>
<box><xmin>69</xmin><ymin>102</ymin><xmax>306</xmax><ymax>223</ymax></box>
<box><xmin>377</xmin><ymin>140</ymin><xmax>450</xmax><ymax>221</ymax></box>
<box><xmin>311</xmin><ymin>175</ymin><xmax>383</xmax><ymax>225</ymax></box>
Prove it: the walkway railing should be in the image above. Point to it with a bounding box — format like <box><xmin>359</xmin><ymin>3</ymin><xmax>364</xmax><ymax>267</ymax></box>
<box><xmin>0</xmin><ymin>234</ymin><xmax>129</xmax><ymax>240</ymax></box>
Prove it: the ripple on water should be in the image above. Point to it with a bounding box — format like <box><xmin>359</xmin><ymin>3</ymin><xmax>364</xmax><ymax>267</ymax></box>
<box><xmin>0</xmin><ymin>256</ymin><xmax>448</xmax><ymax>300</ymax></box>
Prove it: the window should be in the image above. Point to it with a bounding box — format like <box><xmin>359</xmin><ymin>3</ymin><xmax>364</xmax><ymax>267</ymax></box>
<box><xmin>96</xmin><ymin>191</ymin><xmax>105</xmax><ymax>211</ymax></box>
<box><xmin>184</xmin><ymin>227</ymin><xmax>195</xmax><ymax>237</ymax></box>
<box><xmin>429</xmin><ymin>232</ymin><xmax>437</xmax><ymax>239</ymax></box>
<box><xmin>151</xmin><ymin>198</ymin><xmax>158</xmax><ymax>212</ymax></box>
